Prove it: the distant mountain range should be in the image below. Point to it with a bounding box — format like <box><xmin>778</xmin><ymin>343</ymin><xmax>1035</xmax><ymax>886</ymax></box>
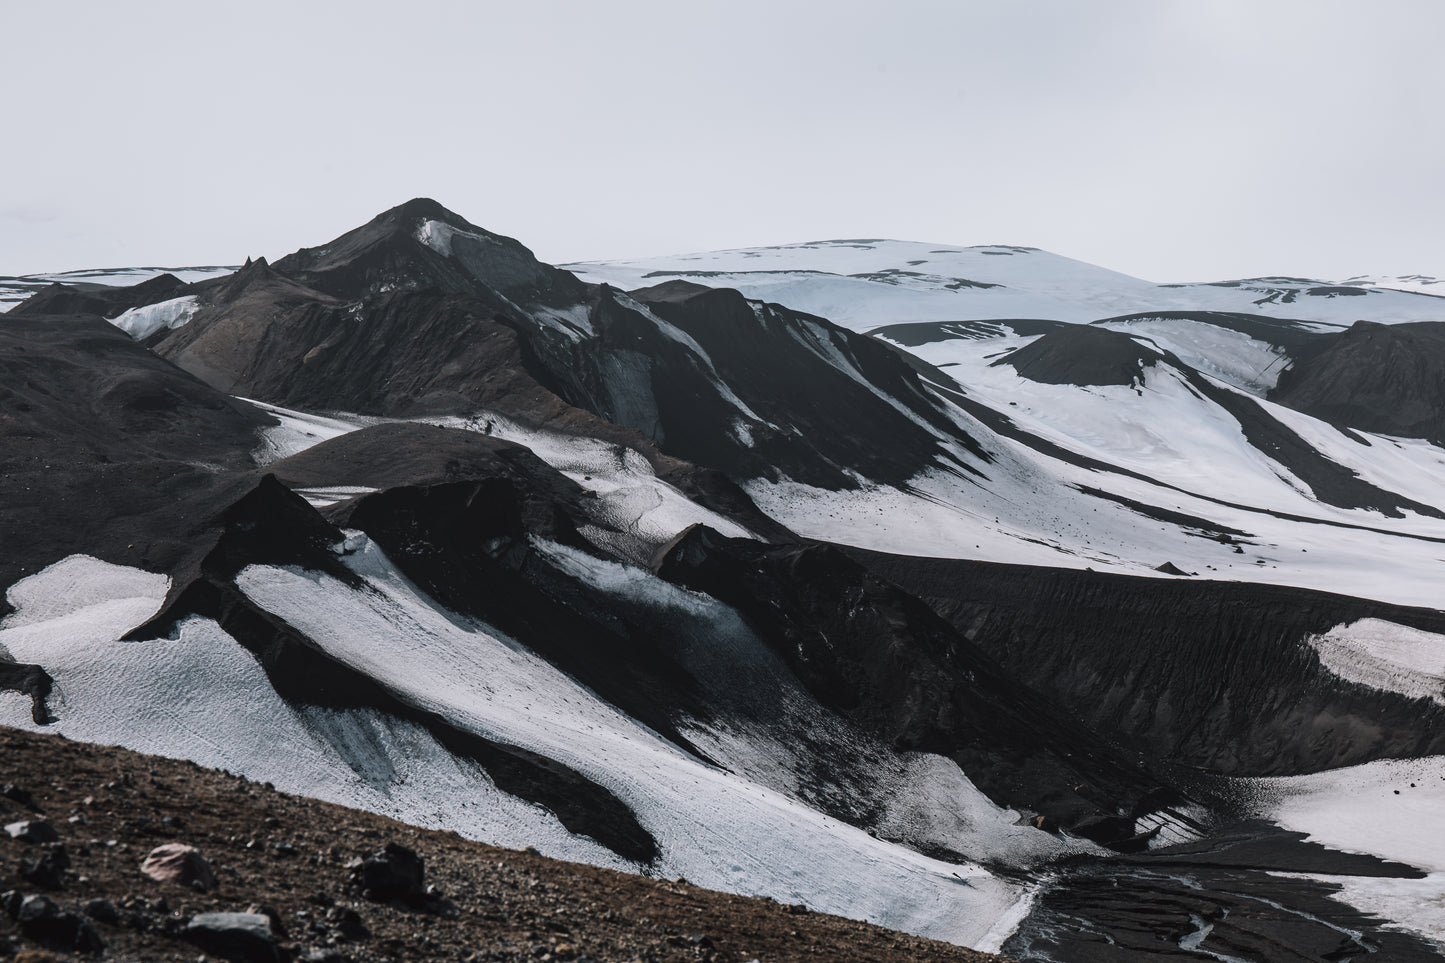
<box><xmin>2</xmin><ymin>200</ymin><xmax>1443</xmax><ymax>961</ymax></box>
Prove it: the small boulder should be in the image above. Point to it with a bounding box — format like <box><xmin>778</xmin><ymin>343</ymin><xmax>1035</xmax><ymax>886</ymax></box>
<box><xmin>140</xmin><ymin>842</ymin><xmax>217</xmax><ymax>892</ymax></box>
<box><xmin>184</xmin><ymin>912</ymin><xmax>284</xmax><ymax>963</ymax></box>
<box><xmin>5</xmin><ymin>819</ymin><xmax>60</xmax><ymax>844</ymax></box>
<box><xmin>359</xmin><ymin>842</ymin><xmax>423</xmax><ymax>902</ymax></box>
<box><xmin>81</xmin><ymin>898</ymin><xmax>119</xmax><ymax>924</ymax></box>
<box><xmin>1</xmin><ymin>784</ymin><xmax>38</xmax><ymax>810</ymax></box>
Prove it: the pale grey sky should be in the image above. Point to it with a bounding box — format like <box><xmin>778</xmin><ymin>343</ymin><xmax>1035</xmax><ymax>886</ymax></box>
<box><xmin>3</xmin><ymin>0</ymin><xmax>1441</xmax><ymax>282</ymax></box>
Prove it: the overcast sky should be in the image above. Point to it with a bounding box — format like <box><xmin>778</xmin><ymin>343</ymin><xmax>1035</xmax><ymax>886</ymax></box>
<box><xmin>3</xmin><ymin>0</ymin><xmax>1442</xmax><ymax>282</ymax></box>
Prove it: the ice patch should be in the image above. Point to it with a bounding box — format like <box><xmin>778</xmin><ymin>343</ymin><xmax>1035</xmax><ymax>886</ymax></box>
<box><xmin>109</xmin><ymin>296</ymin><xmax>199</xmax><ymax>340</ymax></box>
<box><xmin>1307</xmin><ymin>619</ymin><xmax>1445</xmax><ymax>705</ymax></box>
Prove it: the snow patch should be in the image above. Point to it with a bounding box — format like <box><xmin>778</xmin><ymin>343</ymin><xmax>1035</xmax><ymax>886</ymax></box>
<box><xmin>109</xmin><ymin>296</ymin><xmax>199</xmax><ymax>340</ymax></box>
<box><xmin>1306</xmin><ymin>619</ymin><xmax>1445</xmax><ymax>705</ymax></box>
<box><xmin>1244</xmin><ymin>756</ymin><xmax>1445</xmax><ymax>873</ymax></box>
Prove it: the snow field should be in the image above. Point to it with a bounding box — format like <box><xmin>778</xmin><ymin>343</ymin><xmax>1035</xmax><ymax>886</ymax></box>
<box><xmin>570</xmin><ymin>239</ymin><xmax>1445</xmax><ymax>332</ymax></box>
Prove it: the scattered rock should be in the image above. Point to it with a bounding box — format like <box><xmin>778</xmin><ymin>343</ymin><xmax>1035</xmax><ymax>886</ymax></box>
<box><xmin>184</xmin><ymin>911</ymin><xmax>285</xmax><ymax>963</ymax></box>
<box><xmin>140</xmin><ymin>842</ymin><xmax>218</xmax><ymax>892</ymax></box>
<box><xmin>359</xmin><ymin>842</ymin><xmax>424</xmax><ymax>902</ymax></box>
<box><xmin>4</xmin><ymin>820</ymin><xmax>59</xmax><ymax>844</ymax></box>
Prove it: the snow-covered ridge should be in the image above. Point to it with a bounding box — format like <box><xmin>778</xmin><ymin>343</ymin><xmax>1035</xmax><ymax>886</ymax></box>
<box><xmin>570</xmin><ymin>240</ymin><xmax>1445</xmax><ymax>330</ymax></box>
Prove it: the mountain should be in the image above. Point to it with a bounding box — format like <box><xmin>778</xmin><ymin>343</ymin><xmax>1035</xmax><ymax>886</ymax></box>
<box><xmin>3</xmin><ymin>201</ymin><xmax>1444</xmax><ymax>961</ymax></box>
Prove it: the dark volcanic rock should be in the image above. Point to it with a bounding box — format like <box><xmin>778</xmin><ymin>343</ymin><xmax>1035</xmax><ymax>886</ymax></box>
<box><xmin>0</xmin><ymin>663</ymin><xmax>53</xmax><ymax>726</ymax></box>
<box><xmin>359</xmin><ymin>842</ymin><xmax>424</xmax><ymax>902</ymax></box>
<box><xmin>848</xmin><ymin>548</ymin><xmax>1445</xmax><ymax>776</ymax></box>
<box><xmin>627</xmin><ymin>280</ymin><xmax>990</xmax><ymax>487</ymax></box>
<box><xmin>15</xmin><ymin>894</ymin><xmax>104</xmax><ymax>954</ymax></box>
<box><xmin>655</xmin><ymin>525</ymin><xmax>1185</xmax><ymax>844</ymax></box>
<box><xmin>1272</xmin><ymin>320</ymin><xmax>1445</xmax><ymax>444</ymax></box>
<box><xmin>991</xmin><ymin>324</ymin><xmax>1162</xmax><ymax>386</ymax></box>
<box><xmin>184</xmin><ymin>911</ymin><xmax>285</xmax><ymax>963</ymax></box>
<box><xmin>0</xmin><ymin>311</ymin><xmax>275</xmax><ymax>598</ymax></box>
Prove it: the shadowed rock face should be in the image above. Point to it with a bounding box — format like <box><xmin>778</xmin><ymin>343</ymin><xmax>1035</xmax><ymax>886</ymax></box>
<box><xmin>0</xmin><ymin>310</ymin><xmax>275</xmax><ymax>595</ymax></box>
<box><xmin>1272</xmin><ymin>320</ymin><xmax>1445</xmax><ymax>444</ymax></box>
<box><xmin>846</xmin><ymin>548</ymin><xmax>1445</xmax><ymax>777</ymax></box>
<box><xmin>991</xmin><ymin>324</ymin><xmax>1163</xmax><ymax>387</ymax></box>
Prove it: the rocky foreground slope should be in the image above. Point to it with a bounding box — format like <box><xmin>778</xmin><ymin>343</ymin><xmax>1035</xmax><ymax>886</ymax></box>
<box><xmin>0</xmin><ymin>726</ymin><xmax>1007</xmax><ymax>963</ymax></box>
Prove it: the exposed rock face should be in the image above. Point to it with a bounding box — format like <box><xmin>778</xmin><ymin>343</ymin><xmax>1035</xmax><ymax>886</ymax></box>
<box><xmin>848</xmin><ymin>548</ymin><xmax>1445</xmax><ymax>776</ymax></box>
<box><xmin>654</xmin><ymin>525</ymin><xmax>1187</xmax><ymax>845</ymax></box>
<box><xmin>1272</xmin><ymin>320</ymin><xmax>1445</xmax><ymax>444</ymax></box>
<box><xmin>0</xmin><ymin>310</ymin><xmax>275</xmax><ymax>596</ymax></box>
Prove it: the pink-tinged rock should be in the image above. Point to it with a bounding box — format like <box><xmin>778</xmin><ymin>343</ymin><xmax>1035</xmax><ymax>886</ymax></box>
<box><xmin>140</xmin><ymin>843</ymin><xmax>217</xmax><ymax>892</ymax></box>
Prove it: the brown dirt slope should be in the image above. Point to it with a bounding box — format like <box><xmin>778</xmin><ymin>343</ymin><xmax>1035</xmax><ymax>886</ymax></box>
<box><xmin>0</xmin><ymin>727</ymin><xmax>1011</xmax><ymax>963</ymax></box>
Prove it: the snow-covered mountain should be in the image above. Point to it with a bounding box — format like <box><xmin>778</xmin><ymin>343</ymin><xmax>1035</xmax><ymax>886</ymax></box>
<box><xmin>569</xmin><ymin>239</ymin><xmax>1445</xmax><ymax>329</ymax></box>
<box><xmin>3</xmin><ymin>202</ymin><xmax>1444</xmax><ymax>961</ymax></box>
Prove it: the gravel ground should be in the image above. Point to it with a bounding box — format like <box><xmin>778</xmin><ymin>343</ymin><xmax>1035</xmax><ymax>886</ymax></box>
<box><xmin>0</xmin><ymin>726</ymin><xmax>1013</xmax><ymax>963</ymax></box>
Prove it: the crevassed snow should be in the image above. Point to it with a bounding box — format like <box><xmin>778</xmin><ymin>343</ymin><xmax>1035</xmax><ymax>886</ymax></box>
<box><xmin>1306</xmin><ymin>619</ymin><xmax>1445</xmax><ymax>705</ymax></box>
<box><xmin>109</xmin><ymin>295</ymin><xmax>199</xmax><ymax>340</ymax></box>
<box><xmin>1092</xmin><ymin>317</ymin><xmax>1297</xmax><ymax>394</ymax></box>
<box><xmin>234</xmin><ymin>536</ymin><xmax>1030</xmax><ymax>947</ymax></box>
